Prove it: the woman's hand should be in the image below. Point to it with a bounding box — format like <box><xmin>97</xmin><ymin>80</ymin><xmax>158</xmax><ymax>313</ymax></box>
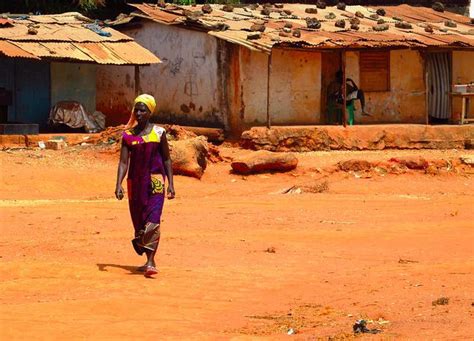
<box><xmin>167</xmin><ymin>186</ymin><xmax>175</xmax><ymax>200</ymax></box>
<box><xmin>115</xmin><ymin>184</ymin><xmax>124</xmax><ymax>200</ymax></box>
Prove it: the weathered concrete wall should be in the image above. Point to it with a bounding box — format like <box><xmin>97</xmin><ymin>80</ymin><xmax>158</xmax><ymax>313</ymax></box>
<box><xmin>229</xmin><ymin>47</ymin><xmax>322</xmax><ymax>135</ymax></box>
<box><xmin>97</xmin><ymin>22</ymin><xmax>223</xmax><ymax>128</ymax></box>
<box><xmin>346</xmin><ymin>49</ymin><xmax>426</xmax><ymax>124</ymax></box>
<box><xmin>241</xmin><ymin>125</ymin><xmax>474</xmax><ymax>151</ymax></box>
<box><xmin>51</xmin><ymin>62</ymin><xmax>96</xmax><ymax>114</ymax></box>
<box><xmin>452</xmin><ymin>51</ymin><xmax>474</xmax><ymax>118</ymax></box>
<box><xmin>269</xmin><ymin>48</ymin><xmax>322</xmax><ymax>125</ymax></box>
<box><xmin>96</xmin><ymin>64</ymin><xmax>135</xmax><ymax>126</ymax></box>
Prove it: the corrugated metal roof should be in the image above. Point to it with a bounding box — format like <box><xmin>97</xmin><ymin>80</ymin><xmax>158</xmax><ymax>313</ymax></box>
<box><xmin>127</xmin><ymin>3</ymin><xmax>474</xmax><ymax>53</ymax></box>
<box><xmin>0</xmin><ymin>12</ymin><xmax>161</xmax><ymax>65</ymax></box>
<box><xmin>0</xmin><ymin>40</ymin><xmax>39</xmax><ymax>59</ymax></box>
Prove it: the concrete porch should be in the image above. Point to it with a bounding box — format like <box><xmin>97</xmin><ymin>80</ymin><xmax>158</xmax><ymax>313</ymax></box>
<box><xmin>240</xmin><ymin>124</ymin><xmax>474</xmax><ymax>151</ymax></box>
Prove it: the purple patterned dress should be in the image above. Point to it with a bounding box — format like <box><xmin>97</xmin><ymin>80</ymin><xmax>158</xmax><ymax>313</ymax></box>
<box><xmin>122</xmin><ymin>125</ymin><xmax>166</xmax><ymax>255</ymax></box>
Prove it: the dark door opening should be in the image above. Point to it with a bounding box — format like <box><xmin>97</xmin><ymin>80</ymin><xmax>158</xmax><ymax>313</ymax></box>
<box><xmin>426</xmin><ymin>52</ymin><xmax>452</xmax><ymax>124</ymax></box>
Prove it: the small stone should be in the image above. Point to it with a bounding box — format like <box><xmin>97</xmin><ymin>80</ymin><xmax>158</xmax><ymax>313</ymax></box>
<box><xmin>336</xmin><ymin>2</ymin><xmax>346</xmax><ymax>11</ymax></box>
<box><xmin>425</xmin><ymin>25</ymin><xmax>434</xmax><ymax>33</ymax></box>
<box><xmin>373</xmin><ymin>23</ymin><xmax>389</xmax><ymax>31</ymax></box>
<box><xmin>201</xmin><ymin>4</ymin><xmax>212</xmax><ymax>14</ymax></box>
<box><xmin>292</xmin><ymin>29</ymin><xmax>301</xmax><ymax>38</ymax></box>
<box><xmin>395</xmin><ymin>21</ymin><xmax>413</xmax><ymax>29</ymax></box>
<box><xmin>45</xmin><ymin>140</ymin><xmax>66</xmax><ymax>150</ymax></box>
<box><xmin>222</xmin><ymin>4</ymin><xmax>233</xmax><ymax>12</ymax></box>
<box><xmin>249</xmin><ymin>4</ymin><xmax>258</xmax><ymax>10</ymax></box>
<box><xmin>305</xmin><ymin>7</ymin><xmax>318</xmax><ymax>14</ymax></box>
<box><xmin>370</xmin><ymin>13</ymin><xmax>379</xmax><ymax>20</ymax></box>
<box><xmin>432</xmin><ymin>297</ymin><xmax>449</xmax><ymax>306</ymax></box>
<box><xmin>274</xmin><ymin>3</ymin><xmax>284</xmax><ymax>9</ymax></box>
<box><xmin>283</xmin><ymin>27</ymin><xmax>291</xmax><ymax>33</ymax></box>
<box><xmin>335</xmin><ymin>19</ymin><xmax>346</xmax><ymax>28</ymax></box>
<box><xmin>392</xmin><ymin>16</ymin><xmax>402</xmax><ymax>21</ymax></box>
<box><xmin>432</xmin><ymin>2</ymin><xmax>445</xmax><ymax>12</ymax></box>
<box><xmin>247</xmin><ymin>32</ymin><xmax>261</xmax><ymax>40</ymax></box>
<box><xmin>261</xmin><ymin>8</ymin><xmax>271</xmax><ymax>16</ymax></box>
<box><xmin>284</xmin><ymin>22</ymin><xmax>293</xmax><ymax>28</ymax></box>
<box><xmin>316</xmin><ymin>0</ymin><xmax>326</xmax><ymax>9</ymax></box>
<box><xmin>306</xmin><ymin>17</ymin><xmax>322</xmax><ymax>29</ymax></box>
<box><xmin>325</xmin><ymin>12</ymin><xmax>336</xmax><ymax>20</ymax></box>
<box><xmin>283</xmin><ymin>9</ymin><xmax>292</xmax><ymax>15</ymax></box>
<box><xmin>250</xmin><ymin>23</ymin><xmax>266</xmax><ymax>32</ymax></box>
<box><xmin>445</xmin><ymin>20</ymin><xmax>457</xmax><ymax>28</ymax></box>
<box><xmin>28</xmin><ymin>27</ymin><xmax>38</xmax><ymax>35</ymax></box>
<box><xmin>377</xmin><ymin>18</ymin><xmax>385</xmax><ymax>24</ymax></box>
<box><xmin>355</xmin><ymin>11</ymin><xmax>364</xmax><ymax>18</ymax></box>
<box><xmin>376</xmin><ymin>8</ymin><xmax>386</xmax><ymax>16</ymax></box>
<box><xmin>351</xmin><ymin>23</ymin><xmax>359</xmax><ymax>30</ymax></box>
<box><xmin>279</xmin><ymin>31</ymin><xmax>290</xmax><ymax>37</ymax></box>
<box><xmin>350</xmin><ymin>17</ymin><xmax>360</xmax><ymax>25</ymax></box>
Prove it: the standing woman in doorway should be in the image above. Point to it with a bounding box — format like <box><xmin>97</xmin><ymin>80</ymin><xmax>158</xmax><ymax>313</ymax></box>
<box><xmin>115</xmin><ymin>94</ymin><xmax>175</xmax><ymax>278</ymax></box>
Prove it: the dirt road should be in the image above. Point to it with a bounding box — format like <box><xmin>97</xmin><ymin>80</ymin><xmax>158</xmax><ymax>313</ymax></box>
<box><xmin>1</xmin><ymin>147</ymin><xmax>473</xmax><ymax>339</ymax></box>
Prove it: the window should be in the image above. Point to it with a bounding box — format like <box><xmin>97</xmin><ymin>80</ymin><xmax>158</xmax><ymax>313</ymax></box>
<box><xmin>359</xmin><ymin>51</ymin><xmax>390</xmax><ymax>92</ymax></box>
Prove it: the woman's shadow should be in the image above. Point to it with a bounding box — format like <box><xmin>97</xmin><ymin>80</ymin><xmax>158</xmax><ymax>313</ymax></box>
<box><xmin>96</xmin><ymin>263</ymin><xmax>144</xmax><ymax>275</ymax></box>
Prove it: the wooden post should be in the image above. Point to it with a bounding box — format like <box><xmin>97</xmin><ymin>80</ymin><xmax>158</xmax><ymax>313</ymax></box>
<box><xmin>342</xmin><ymin>50</ymin><xmax>347</xmax><ymax>127</ymax></box>
<box><xmin>266</xmin><ymin>51</ymin><xmax>272</xmax><ymax>129</ymax></box>
<box><xmin>134</xmin><ymin>65</ymin><xmax>141</xmax><ymax>96</ymax></box>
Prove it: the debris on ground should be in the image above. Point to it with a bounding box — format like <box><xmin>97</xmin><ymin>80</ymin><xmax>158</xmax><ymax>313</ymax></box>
<box><xmin>398</xmin><ymin>258</ymin><xmax>419</xmax><ymax>264</ymax></box>
<box><xmin>169</xmin><ymin>136</ymin><xmax>209</xmax><ymax>179</ymax></box>
<box><xmin>460</xmin><ymin>155</ymin><xmax>474</xmax><ymax>166</ymax></box>
<box><xmin>353</xmin><ymin>319</ymin><xmax>382</xmax><ymax>334</ymax></box>
<box><xmin>231</xmin><ymin>150</ymin><xmax>298</xmax><ymax>175</ymax></box>
<box><xmin>279</xmin><ymin>180</ymin><xmax>328</xmax><ymax>195</ymax></box>
<box><xmin>432</xmin><ymin>297</ymin><xmax>449</xmax><ymax>306</ymax></box>
<box><xmin>45</xmin><ymin>140</ymin><xmax>67</xmax><ymax>150</ymax></box>
<box><xmin>265</xmin><ymin>247</ymin><xmax>276</xmax><ymax>253</ymax></box>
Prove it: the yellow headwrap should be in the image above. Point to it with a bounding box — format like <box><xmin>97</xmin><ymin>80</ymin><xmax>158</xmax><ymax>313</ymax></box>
<box><xmin>126</xmin><ymin>94</ymin><xmax>157</xmax><ymax>128</ymax></box>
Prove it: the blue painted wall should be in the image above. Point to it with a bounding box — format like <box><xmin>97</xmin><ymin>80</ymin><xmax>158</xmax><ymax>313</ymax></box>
<box><xmin>51</xmin><ymin>62</ymin><xmax>96</xmax><ymax>114</ymax></box>
<box><xmin>0</xmin><ymin>58</ymin><xmax>50</xmax><ymax>128</ymax></box>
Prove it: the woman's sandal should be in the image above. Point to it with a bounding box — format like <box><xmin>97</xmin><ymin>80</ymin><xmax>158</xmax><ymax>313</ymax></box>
<box><xmin>144</xmin><ymin>266</ymin><xmax>158</xmax><ymax>278</ymax></box>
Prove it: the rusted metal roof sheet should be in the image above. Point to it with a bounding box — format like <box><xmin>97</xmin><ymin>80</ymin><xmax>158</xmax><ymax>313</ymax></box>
<box><xmin>0</xmin><ymin>12</ymin><xmax>161</xmax><ymax>64</ymax></box>
<box><xmin>12</xmin><ymin>41</ymin><xmax>94</xmax><ymax>62</ymax></box>
<box><xmin>0</xmin><ymin>40</ymin><xmax>39</xmax><ymax>59</ymax></box>
<box><xmin>127</xmin><ymin>3</ymin><xmax>474</xmax><ymax>53</ymax></box>
<box><xmin>101</xmin><ymin>41</ymin><xmax>161</xmax><ymax>65</ymax></box>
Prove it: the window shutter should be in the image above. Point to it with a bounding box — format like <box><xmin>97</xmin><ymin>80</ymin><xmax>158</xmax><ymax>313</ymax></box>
<box><xmin>359</xmin><ymin>51</ymin><xmax>390</xmax><ymax>92</ymax></box>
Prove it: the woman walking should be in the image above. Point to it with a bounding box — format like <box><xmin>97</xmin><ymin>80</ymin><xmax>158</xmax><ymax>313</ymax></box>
<box><xmin>115</xmin><ymin>94</ymin><xmax>175</xmax><ymax>278</ymax></box>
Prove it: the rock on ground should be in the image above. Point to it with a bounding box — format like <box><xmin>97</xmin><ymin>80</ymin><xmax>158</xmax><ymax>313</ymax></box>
<box><xmin>231</xmin><ymin>150</ymin><xmax>298</xmax><ymax>174</ymax></box>
<box><xmin>169</xmin><ymin>136</ymin><xmax>208</xmax><ymax>179</ymax></box>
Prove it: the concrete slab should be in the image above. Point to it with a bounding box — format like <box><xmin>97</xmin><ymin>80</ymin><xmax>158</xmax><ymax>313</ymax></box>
<box><xmin>241</xmin><ymin>125</ymin><xmax>474</xmax><ymax>151</ymax></box>
<box><xmin>0</xmin><ymin>133</ymin><xmax>98</xmax><ymax>148</ymax></box>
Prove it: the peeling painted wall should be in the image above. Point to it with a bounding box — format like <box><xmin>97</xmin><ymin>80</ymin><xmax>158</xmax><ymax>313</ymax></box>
<box><xmin>96</xmin><ymin>64</ymin><xmax>135</xmax><ymax>126</ymax></box>
<box><xmin>452</xmin><ymin>51</ymin><xmax>474</xmax><ymax>118</ymax></box>
<box><xmin>230</xmin><ymin>46</ymin><xmax>322</xmax><ymax>134</ymax></box>
<box><xmin>51</xmin><ymin>62</ymin><xmax>96</xmax><ymax>115</ymax></box>
<box><xmin>345</xmin><ymin>49</ymin><xmax>426</xmax><ymax>124</ymax></box>
<box><xmin>97</xmin><ymin>21</ymin><xmax>223</xmax><ymax>128</ymax></box>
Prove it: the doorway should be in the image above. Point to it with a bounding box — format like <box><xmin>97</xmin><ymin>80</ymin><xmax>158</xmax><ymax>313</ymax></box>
<box><xmin>321</xmin><ymin>51</ymin><xmax>342</xmax><ymax>124</ymax></box>
<box><xmin>426</xmin><ymin>52</ymin><xmax>452</xmax><ymax>123</ymax></box>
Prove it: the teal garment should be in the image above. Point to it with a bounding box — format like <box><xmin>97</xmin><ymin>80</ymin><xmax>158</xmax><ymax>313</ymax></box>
<box><xmin>327</xmin><ymin>100</ymin><xmax>355</xmax><ymax>125</ymax></box>
<box><xmin>346</xmin><ymin>101</ymin><xmax>355</xmax><ymax>126</ymax></box>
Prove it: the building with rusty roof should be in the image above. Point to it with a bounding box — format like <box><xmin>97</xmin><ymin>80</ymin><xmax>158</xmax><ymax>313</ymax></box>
<box><xmin>0</xmin><ymin>12</ymin><xmax>160</xmax><ymax>133</ymax></box>
<box><xmin>100</xmin><ymin>3</ymin><xmax>473</xmax><ymax>134</ymax></box>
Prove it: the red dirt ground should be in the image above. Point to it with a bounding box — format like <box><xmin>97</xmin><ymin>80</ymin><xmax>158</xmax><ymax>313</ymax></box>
<box><xmin>1</xmin><ymin>146</ymin><xmax>473</xmax><ymax>339</ymax></box>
